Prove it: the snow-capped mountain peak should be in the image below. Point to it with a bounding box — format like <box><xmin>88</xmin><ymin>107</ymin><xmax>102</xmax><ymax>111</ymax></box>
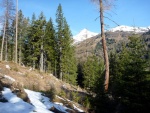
<box><xmin>73</xmin><ymin>29</ymin><xmax>98</xmax><ymax>44</ymax></box>
<box><xmin>109</xmin><ymin>25</ymin><xmax>150</xmax><ymax>33</ymax></box>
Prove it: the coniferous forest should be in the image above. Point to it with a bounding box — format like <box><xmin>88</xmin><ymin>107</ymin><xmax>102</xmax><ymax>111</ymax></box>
<box><xmin>0</xmin><ymin>0</ymin><xmax>150</xmax><ymax>113</ymax></box>
<box><xmin>0</xmin><ymin>4</ymin><xmax>77</xmax><ymax>84</ymax></box>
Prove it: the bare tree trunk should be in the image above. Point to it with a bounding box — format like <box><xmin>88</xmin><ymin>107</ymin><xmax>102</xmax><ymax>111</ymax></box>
<box><xmin>99</xmin><ymin>0</ymin><xmax>109</xmax><ymax>92</ymax></box>
<box><xmin>43</xmin><ymin>55</ymin><xmax>46</xmax><ymax>72</ymax></box>
<box><xmin>1</xmin><ymin>0</ymin><xmax>15</xmax><ymax>62</ymax></box>
<box><xmin>40</xmin><ymin>44</ymin><xmax>44</xmax><ymax>72</ymax></box>
<box><xmin>59</xmin><ymin>47</ymin><xmax>62</xmax><ymax>80</ymax></box>
<box><xmin>19</xmin><ymin>43</ymin><xmax>22</xmax><ymax>65</ymax></box>
<box><xmin>0</xmin><ymin>19</ymin><xmax>6</xmax><ymax>61</ymax></box>
<box><xmin>60</xmin><ymin>68</ymin><xmax>63</xmax><ymax>80</ymax></box>
<box><xmin>55</xmin><ymin>59</ymin><xmax>57</xmax><ymax>76</ymax></box>
<box><xmin>33</xmin><ymin>45</ymin><xmax>35</xmax><ymax>69</ymax></box>
<box><xmin>15</xmin><ymin>0</ymin><xmax>18</xmax><ymax>63</ymax></box>
<box><xmin>5</xmin><ymin>33</ymin><xmax>8</xmax><ymax>61</ymax></box>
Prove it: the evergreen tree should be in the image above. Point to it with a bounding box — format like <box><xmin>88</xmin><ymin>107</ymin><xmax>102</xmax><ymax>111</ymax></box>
<box><xmin>44</xmin><ymin>18</ymin><xmax>56</xmax><ymax>73</ymax></box>
<box><xmin>83</xmin><ymin>55</ymin><xmax>104</xmax><ymax>91</ymax></box>
<box><xmin>77</xmin><ymin>62</ymin><xmax>84</xmax><ymax>87</ymax></box>
<box><xmin>18</xmin><ymin>10</ymin><xmax>29</xmax><ymax>65</ymax></box>
<box><xmin>122</xmin><ymin>36</ymin><xmax>149</xmax><ymax>113</ymax></box>
<box><xmin>55</xmin><ymin>4</ymin><xmax>77</xmax><ymax>84</ymax></box>
<box><xmin>27</xmin><ymin>12</ymin><xmax>46</xmax><ymax>70</ymax></box>
<box><xmin>93</xmin><ymin>36</ymin><xmax>150</xmax><ymax>113</ymax></box>
<box><xmin>8</xmin><ymin>19</ymin><xmax>15</xmax><ymax>61</ymax></box>
<box><xmin>114</xmin><ymin>35</ymin><xmax>150</xmax><ymax>113</ymax></box>
<box><xmin>61</xmin><ymin>18</ymin><xmax>77</xmax><ymax>85</ymax></box>
<box><xmin>38</xmin><ymin>12</ymin><xmax>46</xmax><ymax>72</ymax></box>
<box><xmin>23</xmin><ymin>14</ymin><xmax>36</xmax><ymax>66</ymax></box>
<box><xmin>55</xmin><ymin>4</ymin><xmax>64</xmax><ymax>79</ymax></box>
<box><xmin>20</xmin><ymin>17</ymin><xmax>30</xmax><ymax>66</ymax></box>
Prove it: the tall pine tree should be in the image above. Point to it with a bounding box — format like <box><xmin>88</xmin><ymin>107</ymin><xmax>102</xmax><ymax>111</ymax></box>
<box><xmin>44</xmin><ymin>18</ymin><xmax>56</xmax><ymax>73</ymax></box>
<box><xmin>55</xmin><ymin>4</ymin><xmax>77</xmax><ymax>84</ymax></box>
<box><xmin>112</xmin><ymin>35</ymin><xmax>150</xmax><ymax>113</ymax></box>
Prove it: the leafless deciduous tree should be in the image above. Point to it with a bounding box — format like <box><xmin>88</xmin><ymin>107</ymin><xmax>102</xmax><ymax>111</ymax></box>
<box><xmin>91</xmin><ymin>0</ymin><xmax>114</xmax><ymax>92</ymax></box>
<box><xmin>0</xmin><ymin>16</ymin><xmax>6</xmax><ymax>61</ymax></box>
<box><xmin>0</xmin><ymin>0</ymin><xmax>15</xmax><ymax>61</ymax></box>
<box><xmin>15</xmin><ymin>0</ymin><xmax>18</xmax><ymax>63</ymax></box>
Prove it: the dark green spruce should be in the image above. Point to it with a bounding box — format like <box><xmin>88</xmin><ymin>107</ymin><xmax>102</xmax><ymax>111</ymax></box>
<box><xmin>55</xmin><ymin>4</ymin><xmax>77</xmax><ymax>84</ymax></box>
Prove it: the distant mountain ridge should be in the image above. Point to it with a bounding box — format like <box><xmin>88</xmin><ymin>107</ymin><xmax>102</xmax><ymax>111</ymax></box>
<box><xmin>108</xmin><ymin>25</ymin><xmax>150</xmax><ymax>33</ymax></box>
<box><xmin>74</xmin><ymin>25</ymin><xmax>150</xmax><ymax>61</ymax></box>
<box><xmin>73</xmin><ymin>25</ymin><xmax>150</xmax><ymax>44</ymax></box>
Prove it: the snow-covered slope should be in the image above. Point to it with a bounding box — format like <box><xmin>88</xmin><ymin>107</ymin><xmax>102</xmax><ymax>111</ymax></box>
<box><xmin>0</xmin><ymin>87</ymin><xmax>84</xmax><ymax>113</ymax></box>
<box><xmin>109</xmin><ymin>25</ymin><xmax>150</xmax><ymax>33</ymax></box>
<box><xmin>73</xmin><ymin>28</ymin><xmax>98</xmax><ymax>44</ymax></box>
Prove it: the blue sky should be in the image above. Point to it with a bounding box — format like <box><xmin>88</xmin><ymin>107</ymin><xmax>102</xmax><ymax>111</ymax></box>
<box><xmin>3</xmin><ymin>0</ymin><xmax>150</xmax><ymax>35</ymax></box>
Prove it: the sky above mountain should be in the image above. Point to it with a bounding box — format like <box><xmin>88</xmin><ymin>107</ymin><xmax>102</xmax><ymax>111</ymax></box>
<box><xmin>0</xmin><ymin>0</ymin><xmax>150</xmax><ymax>35</ymax></box>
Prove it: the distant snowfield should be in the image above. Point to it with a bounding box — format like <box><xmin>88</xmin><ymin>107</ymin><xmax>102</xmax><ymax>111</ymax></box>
<box><xmin>0</xmin><ymin>88</ymin><xmax>83</xmax><ymax>113</ymax></box>
<box><xmin>109</xmin><ymin>25</ymin><xmax>150</xmax><ymax>33</ymax></box>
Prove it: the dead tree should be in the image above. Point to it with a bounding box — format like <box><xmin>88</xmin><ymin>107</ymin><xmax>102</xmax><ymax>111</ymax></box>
<box><xmin>15</xmin><ymin>0</ymin><xmax>18</xmax><ymax>63</ymax></box>
<box><xmin>99</xmin><ymin>0</ymin><xmax>109</xmax><ymax>92</ymax></box>
<box><xmin>0</xmin><ymin>0</ymin><xmax>15</xmax><ymax>61</ymax></box>
<box><xmin>91</xmin><ymin>0</ymin><xmax>114</xmax><ymax>92</ymax></box>
<box><xmin>0</xmin><ymin>16</ymin><xmax>6</xmax><ymax>61</ymax></box>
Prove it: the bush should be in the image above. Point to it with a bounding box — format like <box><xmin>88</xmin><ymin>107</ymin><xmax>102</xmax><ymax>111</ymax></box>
<box><xmin>45</xmin><ymin>86</ymin><xmax>56</xmax><ymax>102</ymax></box>
<box><xmin>11</xmin><ymin>67</ymin><xmax>19</xmax><ymax>72</ymax></box>
<box><xmin>70</xmin><ymin>91</ymin><xmax>80</xmax><ymax>103</ymax></box>
<box><xmin>58</xmin><ymin>90</ymin><xmax>66</xmax><ymax>98</ymax></box>
<box><xmin>83</xmin><ymin>96</ymin><xmax>91</xmax><ymax>109</ymax></box>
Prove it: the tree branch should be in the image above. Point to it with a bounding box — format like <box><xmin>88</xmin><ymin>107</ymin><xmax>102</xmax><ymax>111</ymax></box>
<box><xmin>104</xmin><ymin>16</ymin><xmax>120</xmax><ymax>26</ymax></box>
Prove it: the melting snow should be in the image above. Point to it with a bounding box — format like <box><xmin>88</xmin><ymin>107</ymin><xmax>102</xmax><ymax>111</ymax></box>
<box><xmin>0</xmin><ymin>88</ymin><xmax>84</xmax><ymax>113</ymax></box>
<box><xmin>0</xmin><ymin>88</ymin><xmax>34</xmax><ymax>113</ymax></box>
<box><xmin>73</xmin><ymin>104</ymin><xmax>84</xmax><ymax>112</ymax></box>
<box><xmin>5</xmin><ymin>65</ymin><xmax>10</xmax><ymax>70</ymax></box>
<box><xmin>4</xmin><ymin>75</ymin><xmax>15</xmax><ymax>82</ymax></box>
<box><xmin>25</xmin><ymin>89</ymin><xmax>69</xmax><ymax>113</ymax></box>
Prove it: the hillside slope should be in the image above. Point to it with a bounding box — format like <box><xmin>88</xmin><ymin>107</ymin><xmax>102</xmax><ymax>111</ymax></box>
<box><xmin>0</xmin><ymin>62</ymin><xmax>86</xmax><ymax>113</ymax></box>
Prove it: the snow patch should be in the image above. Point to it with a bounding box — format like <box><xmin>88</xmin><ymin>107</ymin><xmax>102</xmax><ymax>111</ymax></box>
<box><xmin>25</xmin><ymin>89</ymin><xmax>53</xmax><ymax>113</ymax></box>
<box><xmin>73</xmin><ymin>104</ymin><xmax>84</xmax><ymax>112</ymax></box>
<box><xmin>5</xmin><ymin>65</ymin><xmax>10</xmax><ymax>70</ymax></box>
<box><xmin>4</xmin><ymin>75</ymin><xmax>15</xmax><ymax>82</ymax></box>
<box><xmin>56</xmin><ymin>95</ymin><xmax>65</xmax><ymax>101</ymax></box>
<box><xmin>0</xmin><ymin>88</ymin><xmax>34</xmax><ymax>113</ymax></box>
<box><xmin>0</xmin><ymin>87</ymin><xmax>84</xmax><ymax>113</ymax></box>
<box><xmin>54</xmin><ymin>102</ymin><xmax>63</xmax><ymax>106</ymax></box>
<box><xmin>25</xmin><ymin>89</ymin><xmax>68</xmax><ymax>113</ymax></box>
<box><xmin>29</xmin><ymin>67</ymin><xmax>33</xmax><ymax>71</ymax></box>
<box><xmin>17</xmin><ymin>72</ymin><xmax>24</xmax><ymax>75</ymax></box>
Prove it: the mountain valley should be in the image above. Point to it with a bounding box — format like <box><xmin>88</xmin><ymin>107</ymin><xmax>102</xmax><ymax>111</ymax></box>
<box><xmin>74</xmin><ymin>25</ymin><xmax>150</xmax><ymax>62</ymax></box>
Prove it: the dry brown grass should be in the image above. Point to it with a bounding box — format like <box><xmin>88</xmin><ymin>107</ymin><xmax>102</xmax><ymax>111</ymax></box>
<box><xmin>0</xmin><ymin>61</ymin><xmax>85</xmax><ymax>93</ymax></box>
<box><xmin>0</xmin><ymin>61</ymin><xmax>88</xmax><ymax>112</ymax></box>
